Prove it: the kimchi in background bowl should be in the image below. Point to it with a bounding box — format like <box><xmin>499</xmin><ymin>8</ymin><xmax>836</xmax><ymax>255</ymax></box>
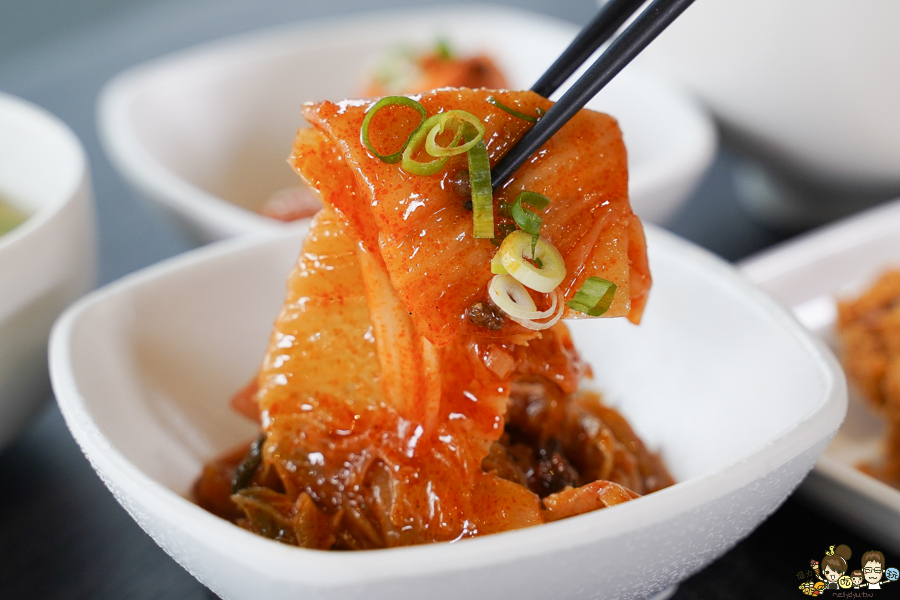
<box><xmin>739</xmin><ymin>197</ymin><xmax>900</xmax><ymax>554</ymax></box>
<box><xmin>97</xmin><ymin>5</ymin><xmax>716</xmax><ymax>244</ymax></box>
<box><xmin>0</xmin><ymin>93</ymin><xmax>96</xmax><ymax>451</ymax></box>
<box><xmin>50</xmin><ymin>223</ymin><xmax>844</xmax><ymax>600</ymax></box>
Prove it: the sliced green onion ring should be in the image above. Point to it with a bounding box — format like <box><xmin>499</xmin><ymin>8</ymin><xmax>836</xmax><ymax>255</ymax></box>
<box><xmin>510</xmin><ymin>191</ymin><xmax>549</xmax><ymax>235</ymax></box>
<box><xmin>490</xmin><ymin>252</ymin><xmax>508</xmax><ymax>275</ymax></box>
<box><xmin>498</xmin><ymin>231</ymin><xmax>566</xmax><ymax>293</ymax></box>
<box><xmin>566</xmin><ymin>276</ymin><xmax>617</xmax><ymax>316</ymax></box>
<box><xmin>468</xmin><ymin>139</ymin><xmax>493</xmax><ymax>238</ymax></box>
<box><xmin>515</xmin><ymin>292</ymin><xmax>565</xmax><ymax>331</ymax></box>
<box><xmin>402</xmin><ymin>111</ymin><xmax>487</xmax><ymax>175</ymax></box>
<box><xmin>487</xmin><ymin>96</ymin><xmax>539</xmax><ymax>123</ymax></box>
<box><xmin>488</xmin><ymin>276</ymin><xmax>564</xmax><ymax>330</ymax></box>
<box><xmin>401</xmin><ymin>114</ymin><xmax>452</xmax><ymax>175</ymax></box>
<box><xmin>424</xmin><ymin>110</ymin><xmax>485</xmax><ymax>157</ymax></box>
<box><xmin>489</xmin><ymin>275</ymin><xmax>558</xmax><ymax>320</ymax></box>
<box><xmin>361</xmin><ymin>96</ymin><xmax>427</xmax><ymax>164</ymax></box>
<box><xmin>510</xmin><ymin>191</ymin><xmax>551</xmax><ymax>255</ymax></box>
<box><xmin>489</xmin><ymin>274</ymin><xmax>536</xmax><ymax>318</ymax></box>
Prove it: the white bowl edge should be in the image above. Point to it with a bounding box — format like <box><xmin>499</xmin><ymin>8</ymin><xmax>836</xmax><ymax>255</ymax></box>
<box><xmin>49</xmin><ymin>223</ymin><xmax>845</xmax><ymax>597</ymax></box>
<box><xmin>0</xmin><ymin>92</ymin><xmax>98</xmax><ymax>449</ymax></box>
<box><xmin>96</xmin><ymin>4</ymin><xmax>716</xmax><ymax>245</ymax></box>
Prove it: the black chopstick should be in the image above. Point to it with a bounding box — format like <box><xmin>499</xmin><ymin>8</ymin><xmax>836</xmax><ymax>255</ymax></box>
<box><xmin>531</xmin><ymin>0</ymin><xmax>648</xmax><ymax>98</ymax></box>
<box><xmin>492</xmin><ymin>0</ymin><xmax>696</xmax><ymax>191</ymax></box>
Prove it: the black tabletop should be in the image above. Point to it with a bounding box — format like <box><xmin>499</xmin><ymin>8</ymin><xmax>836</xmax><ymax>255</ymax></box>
<box><xmin>0</xmin><ymin>1</ymin><xmax>889</xmax><ymax>598</ymax></box>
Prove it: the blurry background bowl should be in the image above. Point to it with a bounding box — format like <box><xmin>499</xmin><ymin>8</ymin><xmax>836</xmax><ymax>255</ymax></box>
<box><xmin>50</xmin><ymin>224</ymin><xmax>843</xmax><ymax>600</ymax></box>
<box><xmin>98</xmin><ymin>5</ymin><xmax>716</xmax><ymax>244</ymax></box>
<box><xmin>0</xmin><ymin>92</ymin><xmax>96</xmax><ymax>450</ymax></box>
<box><xmin>635</xmin><ymin>0</ymin><xmax>900</xmax><ymax>226</ymax></box>
<box><xmin>740</xmin><ymin>197</ymin><xmax>900</xmax><ymax>553</ymax></box>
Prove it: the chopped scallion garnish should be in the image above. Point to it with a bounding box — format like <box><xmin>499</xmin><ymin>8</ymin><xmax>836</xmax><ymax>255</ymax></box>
<box><xmin>567</xmin><ymin>277</ymin><xmax>617</xmax><ymax>316</ymax></box>
<box><xmin>511</xmin><ymin>191</ymin><xmax>551</xmax><ymax>256</ymax></box>
<box><xmin>402</xmin><ymin>114</ymin><xmax>452</xmax><ymax>175</ymax></box>
<box><xmin>498</xmin><ymin>231</ymin><xmax>566</xmax><ymax>293</ymax></box>
<box><xmin>435</xmin><ymin>38</ymin><xmax>453</xmax><ymax>60</ymax></box>
<box><xmin>510</xmin><ymin>191</ymin><xmax>550</xmax><ymax>234</ymax></box>
<box><xmin>490</xmin><ymin>252</ymin><xmax>508</xmax><ymax>274</ymax></box>
<box><xmin>361</xmin><ymin>99</ymin><xmax>493</xmax><ymax>237</ymax></box>
<box><xmin>424</xmin><ymin>110</ymin><xmax>485</xmax><ymax>158</ymax></box>
<box><xmin>361</xmin><ymin>96</ymin><xmax>427</xmax><ymax>164</ymax></box>
<box><xmin>402</xmin><ymin>110</ymin><xmax>485</xmax><ymax>175</ymax></box>
<box><xmin>487</xmin><ymin>96</ymin><xmax>541</xmax><ymax>123</ymax></box>
<box><xmin>467</xmin><ymin>139</ymin><xmax>493</xmax><ymax>238</ymax></box>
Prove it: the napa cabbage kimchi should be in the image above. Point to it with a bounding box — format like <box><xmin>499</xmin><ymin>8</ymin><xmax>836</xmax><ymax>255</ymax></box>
<box><xmin>194</xmin><ymin>87</ymin><xmax>672</xmax><ymax>549</ymax></box>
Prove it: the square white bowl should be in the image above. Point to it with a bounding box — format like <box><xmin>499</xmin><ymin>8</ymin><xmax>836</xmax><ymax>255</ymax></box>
<box><xmin>50</xmin><ymin>224</ymin><xmax>843</xmax><ymax>599</ymax></box>
<box><xmin>740</xmin><ymin>197</ymin><xmax>900</xmax><ymax>553</ymax></box>
<box><xmin>0</xmin><ymin>92</ymin><xmax>97</xmax><ymax>450</ymax></box>
<box><xmin>97</xmin><ymin>5</ymin><xmax>716</xmax><ymax>244</ymax></box>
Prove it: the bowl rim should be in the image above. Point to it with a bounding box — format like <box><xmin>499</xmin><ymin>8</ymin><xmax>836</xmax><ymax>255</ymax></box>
<box><xmin>96</xmin><ymin>3</ymin><xmax>715</xmax><ymax>238</ymax></box>
<box><xmin>49</xmin><ymin>223</ymin><xmax>846</xmax><ymax>586</ymax></box>
<box><xmin>0</xmin><ymin>92</ymin><xmax>88</xmax><ymax>252</ymax></box>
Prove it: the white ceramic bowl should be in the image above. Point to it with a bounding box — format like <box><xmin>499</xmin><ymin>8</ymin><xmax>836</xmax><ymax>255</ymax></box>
<box><xmin>98</xmin><ymin>5</ymin><xmax>716</xmax><ymax>244</ymax></box>
<box><xmin>740</xmin><ymin>197</ymin><xmax>900</xmax><ymax>553</ymax></box>
<box><xmin>50</xmin><ymin>224</ymin><xmax>843</xmax><ymax>600</ymax></box>
<box><xmin>635</xmin><ymin>0</ymin><xmax>900</xmax><ymax>188</ymax></box>
<box><xmin>0</xmin><ymin>93</ymin><xmax>96</xmax><ymax>450</ymax></box>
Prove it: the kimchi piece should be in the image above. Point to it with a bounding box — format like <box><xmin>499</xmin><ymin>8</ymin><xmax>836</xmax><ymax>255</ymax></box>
<box><xmin>194</xmin><ymin>88</ymin><xmax>671</xmax><ymax>548</ymax></box>
<box><xmin>361</xmin><ymin>41</ymin><xmax>508</xmax><ymax>97</ymax></box>
<box><xmin>260</xmin><ymin>41</ymin><xmax>507</xmax><ymax>222</ymax></box>
<box><xmin>836</xmin><ymin>269</ymin><xmax>900</xmax><ymax>487</ymax></box>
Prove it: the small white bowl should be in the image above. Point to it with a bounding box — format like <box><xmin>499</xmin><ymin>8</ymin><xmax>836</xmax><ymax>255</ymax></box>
<box><xmin>50</xmin><ymin>224</ymin><xmax>843</xmax><ymax>600</ymax></box>
<box><xmin>98</xmin><ymin>5</ymin><xmax>716</xmax><ymax>244</ymax></box>
<box><xmin>0</xmin><ymin>92</ymin><xmax>97</xmax><ymax>450</ymax></box>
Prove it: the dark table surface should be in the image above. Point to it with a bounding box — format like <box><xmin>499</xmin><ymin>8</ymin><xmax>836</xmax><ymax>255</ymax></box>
<box><xmin>0</xmin><ymin>1</ymin><xmax>890</xmax><ymax>598</ymax></box>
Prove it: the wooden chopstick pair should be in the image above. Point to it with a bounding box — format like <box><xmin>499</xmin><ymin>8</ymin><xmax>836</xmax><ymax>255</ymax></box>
<box><xmin>491</xmin><ymin>0</ymin><xmax>696</xmax><ymax>190</ymax></box>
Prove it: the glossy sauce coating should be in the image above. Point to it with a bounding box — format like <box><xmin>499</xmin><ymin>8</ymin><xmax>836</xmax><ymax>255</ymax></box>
<box><xmin>194</xmin><ymin>88</ymin><xmax>668</xmax><ymax>548</ymax></box>
<box><xmin>253</xmin><ymin>209</ymin><xmax>591</xmax><ymax>545</ymax></box>
<box><xmin>299</xmin><ymin>88</ymin><xmax>650</xmax><ymax>348</ymax></box>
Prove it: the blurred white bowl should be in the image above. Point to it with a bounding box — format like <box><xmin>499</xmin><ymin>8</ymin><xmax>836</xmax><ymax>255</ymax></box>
<box><xmin>0</xmin><ymin>93</ymin><xmax>96</xmax><ymax>450</ymax></box>
<box><xmin>740</xmin><ymin>197</ymin><xmax>900</xmax><ymax>553</ymax></box>
<box><xmin>98</xmin><ymin>5</ymin><xmax>716</xmax><ymax>244</ymax></box>
<box><xmin>636</xmin><ymin>0</ymin><xmax>900</xmax><ymax>188</ymax></box>
<box><xmin>50</xmin><ymin>224</ymin><xmax>843</xmax><ymax>600</ymax></box>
